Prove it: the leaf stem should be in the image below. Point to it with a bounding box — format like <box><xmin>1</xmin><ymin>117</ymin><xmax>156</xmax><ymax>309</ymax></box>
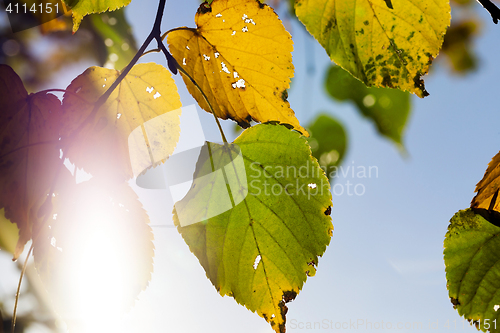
<box><xmin>159</xmin><ymin>31</ymin><xmax>228</xmax><ymax>143</ymax></box>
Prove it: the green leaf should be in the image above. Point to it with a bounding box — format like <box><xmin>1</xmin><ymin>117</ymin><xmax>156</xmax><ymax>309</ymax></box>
<box><xmin>307</xmin><ymin>114</ymin><xmax>347</xmax><ymax>181</ymax></box>
<box><xmin>444</xmin><ymin>209</ymin><xmax>500</xmax><ymax>331</ymax></box>
<box><xmin>173</xmin><ymin>123</ymin><xmax>333</xmax><ymax>333</ymax></box>
<box><xmin>295</xmin><ymin>0</ymin><xmax>451</xmax><ymax>97</ymax></box>
<box><xmin>90</xmin><ymin>8</ymin><xmax>138</xmax><ymax>70</ymax></box>
<box><xmin>325</xmin><ymin>65</ymin><xmax>410</xmax><ymax>145</ymax></box>
<box><xmin>63</xmin><ymin>0</ymin><xmax>131</xmax><ymax>32</ymax></box>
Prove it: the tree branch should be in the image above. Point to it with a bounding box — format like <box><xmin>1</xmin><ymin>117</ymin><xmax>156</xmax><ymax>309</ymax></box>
<box><xmin>477</xmin><ymin>0</ymin><xmax>500</xmax><ymax>24</ymax></box>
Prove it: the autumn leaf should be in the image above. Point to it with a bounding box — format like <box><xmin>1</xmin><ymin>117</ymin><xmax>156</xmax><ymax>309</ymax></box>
<box><xmin>34</xmin><ymin>178</ymin><xmax>154</xmax><ymax>331</ymax></box>
<box><xmin>0</xmin><ymin>64</ymin><xmax>62</xmax><ymax>259</ymax></box>
<box><xmin>325</xmin><ymin>65</ymin><xmax>410</xmax><ymax>145</ymax></box>
<box><xmin>173</xmin><ymin>123</ymin><xmax>332</xmax><ymax>332</ymax></box>
<box><xmin>444</xmin><ymin>209</ymin><xmax>500</xmax><ymax>332</ymax></box>
<box><xmin>295</xmin><ymin>0</ymin><xmax>451</xmax><ymax>97</ymax></box>
<box><xmin>167</xmin><ymin>0</ymin><xmax>308</xmax><ymax>135</ymax></box>
<box><xmin>63</xmin><ymin>0</ymin><xmax>131</xmax><ymax>32</ymax></box>
<box><xmin>61</xmin><ymin>63</ymin><xmax>182</xmax><ymax>181</ymax></box>
<box><xmin>470</xmin><ymin>151</ymin><xmax>500</xmax><ymax>225</ymax></box>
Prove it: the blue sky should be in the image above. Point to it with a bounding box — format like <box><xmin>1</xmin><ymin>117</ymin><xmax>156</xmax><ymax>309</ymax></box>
<box><xmin>2</xmin><ymin>0</ymin><xmax>500</xmax><ymax>332</ymax></box>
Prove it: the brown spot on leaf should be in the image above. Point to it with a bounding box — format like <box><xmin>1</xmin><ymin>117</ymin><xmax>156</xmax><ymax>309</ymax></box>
<box><xmin>282</xmin><ymin>290</ymin><xmax>297</xmax><ymax>303</ymax></box>
<box><xmin>281</xmin><ymin>89</ymin><xmax>288</xmax><ymax>102</ymax></box>
<box><xmin>413</xmin><ymin>73</ymin><xmax>429</xmax><ymax>97</ymax></box>
<box><xmin>324</xmin><ymin>206</ymin><xmax>331</xmax><ymax>215</ymax></box>
<box><xmin>197</xmin><ymin>2</ymin><xmax>212</xmax><ymax>14</ymax></box>
<box><xmin>450</xmin><ymin>297</ymin><xmax>460</xmax><ymax>309</ymax></box>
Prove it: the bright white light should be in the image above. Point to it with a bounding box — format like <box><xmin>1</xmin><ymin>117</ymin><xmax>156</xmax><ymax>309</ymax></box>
<box><xmin>74</xmin><ymin>228</ymin><xmax>126</xmax><ymax>333</ymax></box>
<box><xmin>59</xmin><ymin>192</ymin><xmax>139</xmax><ymax>333</ymax></box>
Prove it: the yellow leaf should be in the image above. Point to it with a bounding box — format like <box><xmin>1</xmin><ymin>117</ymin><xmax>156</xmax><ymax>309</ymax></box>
<box><xmin>471</xmin><ymin>151</ymin><xmax>500</xmax><ymax>212</ymax></box>
<box><xmin>0</xmin><ymin>65</ymin><xmax>62</xmax><ymax>259</ymax></box>
<box><xmin>0</xmin><ymin>209</ymin><xmax>20</xmax><ymax>255</ymax></box>
<box><xmin>167</xmin><ymin>0</ymin><xmax>307</xmax><ymax>136</ymax></box>
<box><xmin>61</xmin><ymin>63</ymin><xmax>182</xmax><ymax>181</ymax></box>
<box><xmin>295</xmin><ymin>0</ymin><xmax>451</xmax><ymax>97</ymax></box>
<box><xmin>64</xmin><ymin>0</ymin><xmax>131</xmax><ymax>33</ymax></box>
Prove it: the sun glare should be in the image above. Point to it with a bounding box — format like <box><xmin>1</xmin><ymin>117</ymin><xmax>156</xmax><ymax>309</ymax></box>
<box><xmin>53</xmin><ymin>183</ymin><xmax>145</xmax><ymax>333</ymax></box>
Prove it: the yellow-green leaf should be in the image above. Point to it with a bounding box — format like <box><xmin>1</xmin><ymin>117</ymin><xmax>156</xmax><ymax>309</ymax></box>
<box><xmin>173</xmin><ymin>123</ymin><xmax>332</xmax><ymax>332</ymax></box>
<box><xmin>444</xmin><ymin>209</ymin><xmax>500</xmax><ymax>332</ymax></box>
<box><xmin>61</xmin><ymin>63</ymin><xmax>182</xmax><ymax>181</ymax></box>
<box><xmin>167</xmin><ymin>0</ymin><xmax>307</xmax><ymax>135</ymax></box>
<box><xmin>0</xmin><ymin>64</ymin><xmax>62</xmax><ymax>259</ymax></box>
<box><xmin>0</xmin><ymin>209</ymin><xmax>20</xmax><ymax>255</ymax></box>
<box><xmin>295</xmin><ymin>0</ymin><xmax>451</xmax><ymax>97</ymax></box>
<box><xmin>63</xmin><ymin>0</ymin><xmax>131</xmax><ymax>32</ymax></box>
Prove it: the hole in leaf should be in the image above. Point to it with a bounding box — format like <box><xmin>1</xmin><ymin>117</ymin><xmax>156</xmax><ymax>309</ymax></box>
<box><xmin>253</xmin><ymin>255</ymin><xmax>261</xmax><ymax>270</ymax></box>
<box><xmin>221</xmin><ymin>62</ymin><xmax>230</xmax><ymax>74</ymax></box>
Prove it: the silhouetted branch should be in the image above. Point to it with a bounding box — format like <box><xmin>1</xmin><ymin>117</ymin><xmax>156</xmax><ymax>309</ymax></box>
<box><xmin>477</xmin><ymin>0</ymin><xmax>500</xmax><ymax>24</ymax></box>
